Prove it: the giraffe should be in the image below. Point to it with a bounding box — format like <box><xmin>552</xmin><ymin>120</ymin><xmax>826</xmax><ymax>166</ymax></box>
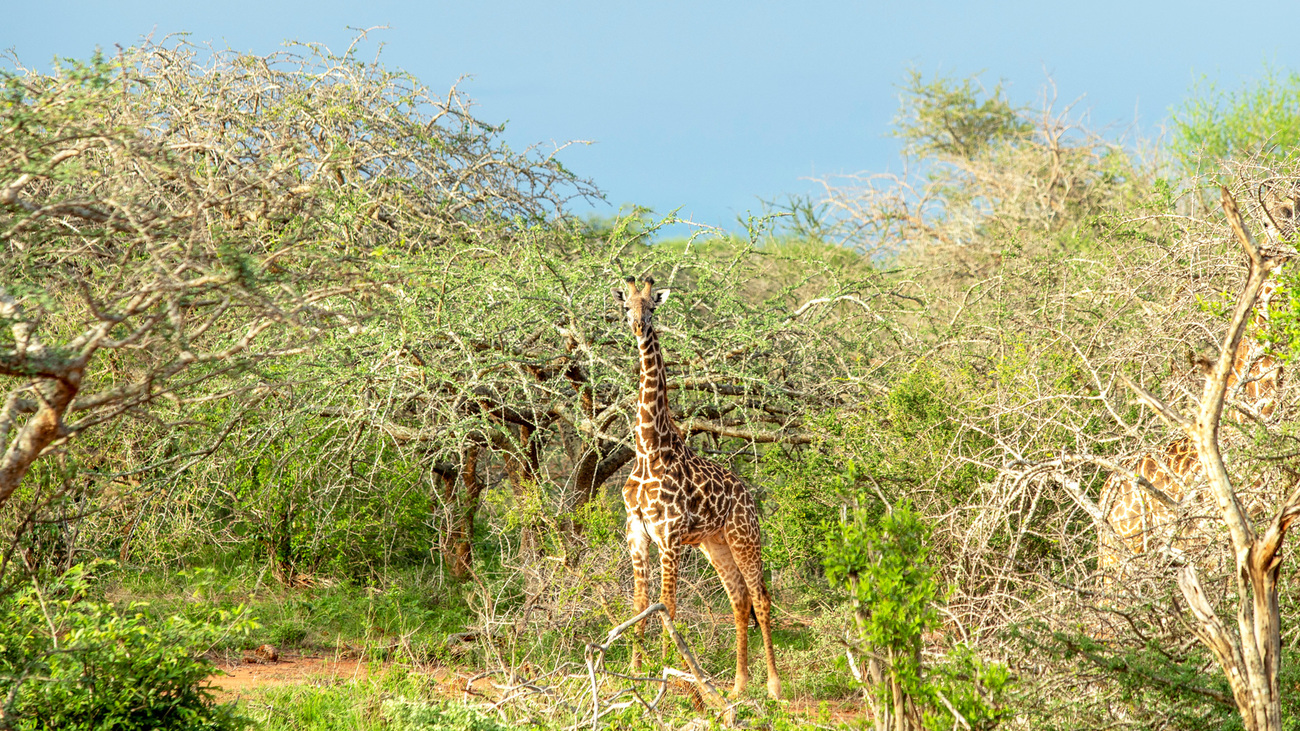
<box><xmin>612</xmin><ymin>277</ymin><xmax>782</xmax><ymax>700</ymax></box>
<box><xmin>1098</xmin><ymin>183</ymin><xmax>1296</xmax><ymax>581</ymax></box>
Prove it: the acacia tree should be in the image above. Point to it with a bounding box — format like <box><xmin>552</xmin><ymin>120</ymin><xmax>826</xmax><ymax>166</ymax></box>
<box><xmin>796</xmin><ymin>71</ymin><xmax>1300</xmax><ymax>728</ymax></box>
<box><xmin>0</xmin><ymin>37</ymin><xmax>598</xmax><ymax>578</ymax></box>
<box><xmin>0</xmin><ymin>49</ymin><xmax>374</xmax><ymax>516</ymax></box>
<box><xmin>928</xmin><ymin>171</ymin><xmax>1300</xmax><ymax>728</ymax></box>
<box><xmin>280</xmin><ymin>217</ymin><xmax>900</xmax><ymax>580</ymax></box>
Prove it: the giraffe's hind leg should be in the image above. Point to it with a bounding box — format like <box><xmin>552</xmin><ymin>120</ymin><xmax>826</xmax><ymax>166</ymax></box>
<box><xmin>699</xmin><ymin>535</ymin><xmax>751</xmax><ymax>696</ymax></box>
<box><xmin>728</xmin><ymin>522</ymin><xmax>781</xmax><ymax>700</ymax></box>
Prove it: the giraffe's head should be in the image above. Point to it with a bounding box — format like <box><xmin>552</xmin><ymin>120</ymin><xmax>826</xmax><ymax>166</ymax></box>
<box><xmin>1260</xmin><ymin>179</ymin><xmax>1300</xmax><ymax>248</ymax></box>
<box><xmin>1258</xmin><ymin>179</ymin><xmax>1297</xmax><ymax>314</ymax></box>
<box><xmin>612</xmin><ymin>277</ymin><xmax>670</xmax><ymax>339</ymax></box>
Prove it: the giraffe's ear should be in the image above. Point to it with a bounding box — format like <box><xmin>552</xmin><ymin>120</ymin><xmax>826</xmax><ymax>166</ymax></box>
<box><xmin>612</xmin><ymin>287</ymin><xmax>627</xmax><ymax>305</ymax></box>
<box><xmin>650</xmin><ymin>289</ymin><xmax>671</xmax><ymax>307</ymax></box>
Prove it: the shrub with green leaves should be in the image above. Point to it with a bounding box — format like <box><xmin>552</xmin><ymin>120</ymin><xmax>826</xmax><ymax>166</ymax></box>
<box><xmin>892</xmin><ymin>69</ymin><xmax>1030</xmax><ymax>159</ymax></box>
<box><xmin>824</xmin><ymin>498</ymin><xmax>1007</xmax><ymax>730</ymax></box>
<box><xmin>0</xmin><ymin>563</ymin><xmax>255</xmax><ymax>730</ymax></box>
<box><xmin>382</xmin><ymin>697</ymin><xmax>508</xmax><ymax>731</ymax></box>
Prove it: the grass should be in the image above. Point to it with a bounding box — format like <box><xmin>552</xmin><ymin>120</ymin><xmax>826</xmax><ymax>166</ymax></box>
<box><xmin>240</xmin><ymin>667</ymin><xmax>509</xmax><ymax>731</ymax></box>
<box><xmin>107</xmin><ymin>562</ymin><xmax>473</xmax><ymax>664</ymax></box>
<box><xmin>235</xmin><ymin>664</ymin><xmax>850</xmax><ymax>731</ymax></box>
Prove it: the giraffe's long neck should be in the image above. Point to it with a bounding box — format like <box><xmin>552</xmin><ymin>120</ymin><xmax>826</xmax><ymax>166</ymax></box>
<box><xmin>1226</xmin><ymin>264</ymin><xmax>1286</xmax><ymax>420</ymax></box>
<box><xmin>636</xmin><ymin>325</ymin><xmax>683</xmax><ymax>461</ymax></box>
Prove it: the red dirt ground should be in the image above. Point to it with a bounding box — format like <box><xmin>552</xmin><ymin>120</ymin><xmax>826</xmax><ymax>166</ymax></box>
<box><xmin>206</xmin><ymin>654</ymin><xmax>497</xmax><ymax>702</ymax></box>
<box><xmin>207</xmin><ymin>655</ymin><xmax>383</xmax><ymax>700</ymax></box>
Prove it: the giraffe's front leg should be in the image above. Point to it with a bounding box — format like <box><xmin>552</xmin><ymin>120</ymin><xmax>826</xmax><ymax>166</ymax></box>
<box><xmin>627</xmin><ymin>512</ymin><xmax>652</xmax><ymax>673</ymax></box>
<box><xmin>657</xmin><ymin>542</ymin><xmax>681</xmax><ymax>662</ymax></box>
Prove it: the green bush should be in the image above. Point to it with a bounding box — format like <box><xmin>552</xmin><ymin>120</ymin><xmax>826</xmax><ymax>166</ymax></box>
<box><xmin>0</xmin><ymin>563</ymin><xmax>255</xmax><ymax>730</ymax></box>
<box><xmin>758</xmin><ymin>445</ymin><xmax>844</xmax><ymax>579</ymax></box>
<box><xmin>824</xmin><ymin>499</ymin><xmax>1008</xmax><ymax>730</ymax></box>
<box><xmin>1171</xmin><ymin>65</ymin><xmax>1300</xmax><ymax>172</ymax></box>
<box><xmin>893</xmin><ymin>69</ymin><xmax>1031</xmax><ymax>159</ymax></box>
<box><xmin>245</xmin><ymin>669</ymin><xmax>507</xmax><ymax>731</ymax></box>
<box><xmin>1009</xmin><ymin>618</ymin><xmax>1244</xmax><ymax>730</ymax></box>
<box><xmin>213</xmin><ymin>430</ymin><xmax>434</xmax><ymax>583</ymax></box>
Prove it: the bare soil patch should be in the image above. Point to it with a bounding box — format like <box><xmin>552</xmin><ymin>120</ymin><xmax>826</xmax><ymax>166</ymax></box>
<box><xmin>207</xmin><ymin>654</ymin><xmax>397</xmax><ymax>700</ymax></box>
<box><xmin>206</xmin><ymin>653</ymin><xmax>493</xmax><ymax>702</ymax></box>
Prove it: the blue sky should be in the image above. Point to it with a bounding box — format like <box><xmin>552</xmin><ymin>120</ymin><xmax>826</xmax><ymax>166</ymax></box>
<box><xmin>7</xmin><ymin>1</ymin><xmax>1300</xmax><ymax>231</ymax></box>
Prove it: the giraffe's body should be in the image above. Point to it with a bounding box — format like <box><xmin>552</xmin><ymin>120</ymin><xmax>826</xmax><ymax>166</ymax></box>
<box><xmin>1099</xmin><ymin>184</ymin><xmax>1295</xmax><ymax>579</ymax></box>
<box><xmin>1099</xmin><ymin>436</ymin><xmax>1205</xmax><ymax>575</ymax></box>
<box><xmin>614</xmin><ymin>278</ymin><xmax>781</xmax><ymax>700</ymax></box>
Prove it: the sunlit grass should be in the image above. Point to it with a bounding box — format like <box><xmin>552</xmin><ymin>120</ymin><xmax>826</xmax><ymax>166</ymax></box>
<box><xmin>108</xmin><ymin>563</ymin><xmax>473</xmax><ymax>664</ymax></box>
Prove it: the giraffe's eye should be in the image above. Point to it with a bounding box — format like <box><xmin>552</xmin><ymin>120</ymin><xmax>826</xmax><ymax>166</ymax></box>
<box><xmin>1279</xmin><ymin>205</ymin><xmax>1293</xmax><ymax>219</ymax></box>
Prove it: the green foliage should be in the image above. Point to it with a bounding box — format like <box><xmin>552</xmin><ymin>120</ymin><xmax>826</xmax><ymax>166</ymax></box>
<box><xmin>218</xmin><ymin>431</ymin><xmax>434</xmax><ymax>582</ymax></box>
<box><xmin>758</xmin><ymin>446</ymin><xmax>843</xmax><ymax>576</ymax></box>
<box><xmin>828</xmin><ymin>364</ymin><xmax>991</xmax><ymax>510</ymax></box>
<box><xmin>923</xmin><ymin>646</ymin><xmax>1012</xmax><ymax>731</ymax></box>
<box><xmin>115</xmin><ymin>565</ymin><xmax>469</xmax><ymax>664</ymax></box>
<box><xmin>584</xmin><ymin>702</ymin><xmax>663</xmax><ymax>731</ymax></box>
<box><xmin>245</xmin><ymin>668</ymin><xmax>507</xmax><ymax>731</ymax></box>
<box><xmin>0</xmin><ymin>563</ymin><xmax>254</xmax><ymax>730</ymax></box>
<box><xmin>572</xmin><ymin>493</ymin><xmax>620</xmax><ymax>551</ymax></box>
<box><xmin>824</xmin><ymin>500</ymin><xmax>1007</xmax><ymax>730</ymax></box>
<box><xmin>1262</xmin><ymin>265</ymin><xmax>1300</xmax><ymax>366</ymax></box>
<box><xmin>893</xmin><ymin>69</ymin><xmax>1030</xmax><ymax>159</ymax></box>
<box><xmin>884</xmin><ymin>365</ymin><xmax>959</xmax><ymax>441</ymax></box>
<box><xmin>824</xmin><ymin>500</ymin><xmax>938</xmax><ymax>693</ymax></box>
<box><xmin>760</xmin><ymin>362</ymin><xmax>999</xmax><ymax>586</ymax></box>
<box><xmin>382</xmin><ymin>697</ymin><xmax>509</xmax><ymax>731</ymax></box>
<box><xmin>1171</xmin><ymin>65</ymin><xmax>1300</xmax><ymax>172</ymax></box>
<box><xmin>1010</xmin><ymin>619</ymin><xmax>1242</xmax><ymax>730</ymax></box>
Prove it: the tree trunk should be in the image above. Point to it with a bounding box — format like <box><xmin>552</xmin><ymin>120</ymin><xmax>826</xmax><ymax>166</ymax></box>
<box><xmin>435</xmin><ymin>446</ymin><xmax>484</xmax><ymax>581</ymax></box>
<box><xmin>566</xmin><ymin>442</ymin><xmax>633</xmax><ymax>533</ymax></box>
<box><xmin>494</xmin><ymin>425</ymin><xmax>543</xmax><ymax>559</ymax></box>
<box><xmin>268</xmin><ymin>499</ymin><xmax>297</xmax><ymax>586</ymax></box>
<box><xmin>451</xmin><ymin>446</ymin><xmax>483</xmax><ymax>579</ymax></box>
<box><xmin>1128</xmin><ymin>188</ymin><xmax>1300</xmax><ymax>731</ymax></box>
<box><xmin>0</xmin><ymin>376</ymin><xmax>80</xmax><ymax>509</ymax></box>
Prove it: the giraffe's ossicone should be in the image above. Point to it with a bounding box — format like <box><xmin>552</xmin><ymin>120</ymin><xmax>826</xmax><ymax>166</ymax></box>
<box><xmin>612</xmin><ymin>277</ymin><xmax>781</xmax><ymax>700</ymax></box>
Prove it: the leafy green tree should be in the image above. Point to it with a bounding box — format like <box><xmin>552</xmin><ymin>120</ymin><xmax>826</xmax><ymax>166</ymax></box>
<box><xmin>0</xmin><ymin>47</ymin><xmax>383</xmax><ymax>519</ymax></box>
<box><xmin>824</xmin><ymin>496</ymin><xmax>1007</xmax><ymax>731</ymax></box>
<box><xmin>0</xmin><ymin>35</ymin><xmax>596</xmax><ymax>583</ymax></box>
<box><xmin>1171</xmin><ymin>66</ymin><xmax>1300</xmax><ymax>173</ymax></box>
<box><xmin>892</xmin><ymin>69</ymin><xmax>1030</xmax><ymax>159</ymax></box>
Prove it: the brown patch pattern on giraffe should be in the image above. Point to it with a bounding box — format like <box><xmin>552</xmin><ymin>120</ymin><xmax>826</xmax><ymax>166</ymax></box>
<box><xmin>612</xmin><ymin>277</ymin><xmax>781</xmax><ymax>700</ymax></box>
<box><xmin>1099</xmin><ymin>182</ymin><xmax>1296</xmax><ymax>581</ymax></box>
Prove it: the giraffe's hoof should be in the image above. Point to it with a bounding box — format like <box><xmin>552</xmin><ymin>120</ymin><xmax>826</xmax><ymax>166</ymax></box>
<box><xmin>767</xmin><ymin>677</ymin><xmax>782</xmax><ymax>700</ymax></box>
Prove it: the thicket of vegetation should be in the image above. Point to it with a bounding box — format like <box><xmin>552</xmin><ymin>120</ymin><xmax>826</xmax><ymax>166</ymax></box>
<box><xmin>4</xmin><ymin>35</ymin><xmax>1300</xmax><ymax>730</ymax></box>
